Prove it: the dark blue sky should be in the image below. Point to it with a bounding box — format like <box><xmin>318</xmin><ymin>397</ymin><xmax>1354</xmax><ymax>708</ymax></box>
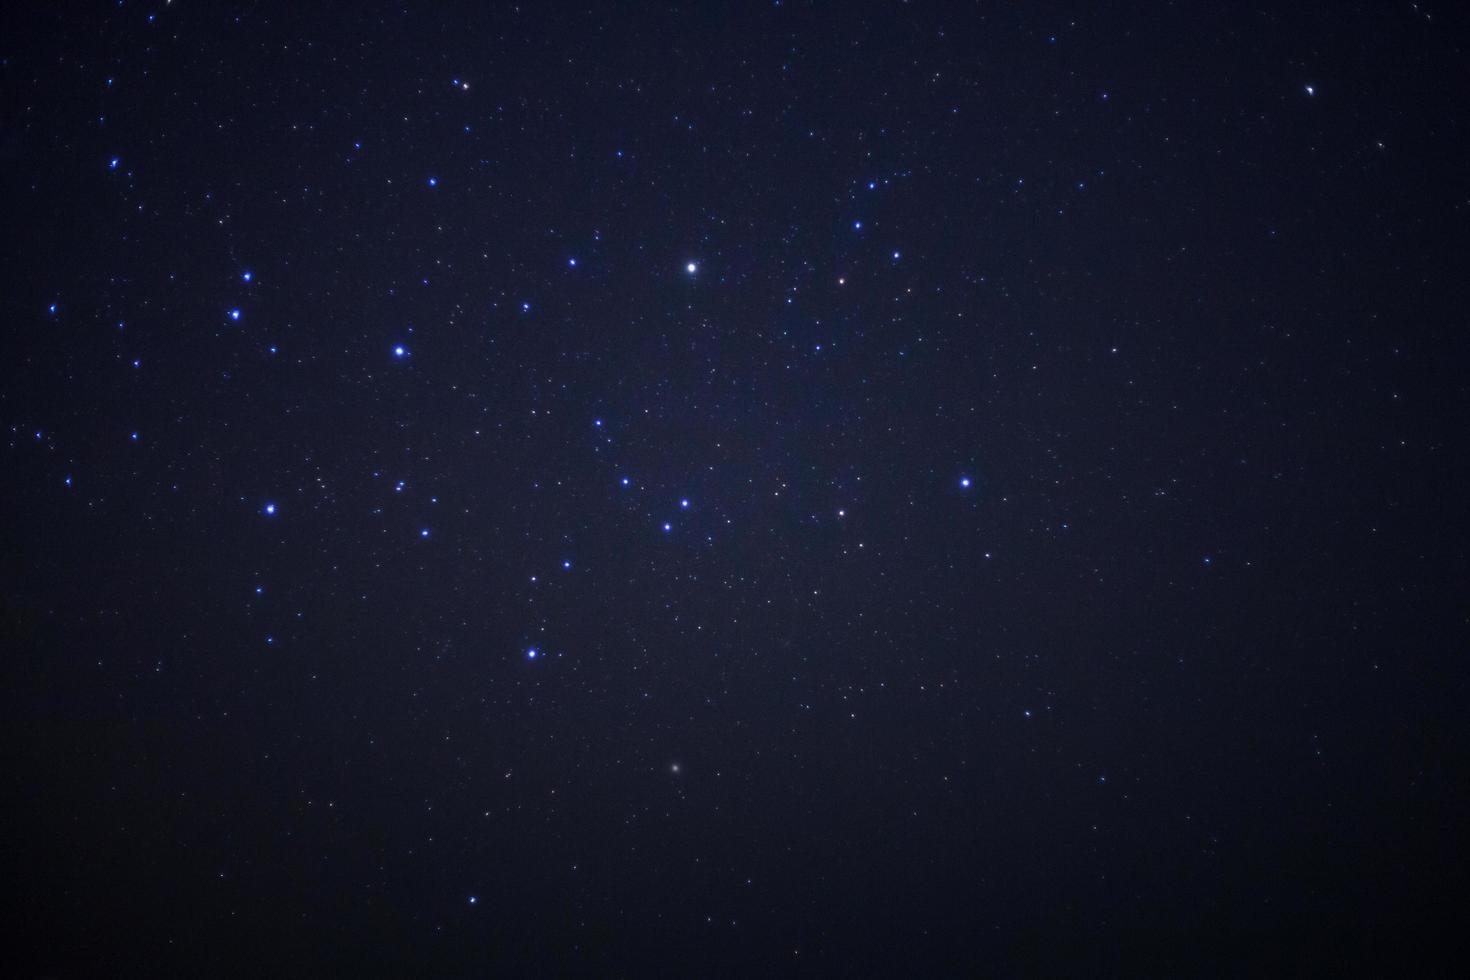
<box><xmin>4</xmin><ymin>1</ymin><xmax>1467</xmax><ymax>975</ymax></box>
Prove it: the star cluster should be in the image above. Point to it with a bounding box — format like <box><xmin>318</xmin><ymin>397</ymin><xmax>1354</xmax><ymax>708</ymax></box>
<box><xmin>4</xmin><ymin>2</ymin><xmax>1467</xmax><ymax>976</ymax></box>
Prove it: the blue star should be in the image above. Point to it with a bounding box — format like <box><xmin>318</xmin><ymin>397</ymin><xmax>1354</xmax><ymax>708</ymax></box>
<box><xmin>427</xmin><ymin>176</ymin><xmax>438</xmax><ymax>187</ymax></box>
<box><xmin>680</xmin><ymin>499</ymin><xmax>690</xmax><ymax>509</ymax></box>
<box><xmin>394</xmin><ymin>480</ymin><xmax>406</xmax><ymax>492</ymax></box>
<box><xmin>469</xmin><ymin>896</ymin><xmax>478</xmax><ymax>905</ymax></box>
<box><xmin>393</xmin><ymin>345</ymin><xmax>407</xmax><ymax>358</ymax></box>
<box><xmin>130</xmin><ymin>431</ymin><xmax>139</xmax><ymax>441</ymax></box>
<box><xmin>527</xmin><ymin>647</ymin><xmax>538</xmax><ymax>660</ymax></box>
<box><xmin>960</xmin><ymin>476</ymin><xmax>972</xmax><ymax>489</ymax></box>
<box><xmin>64</xmin><ymin>475</ymin><xmax>73</xmax><ymax>487</ymax></box>
<box><xmin>420</xmin><ymin>528</ymin><xmax>431</xmax><ymax>538</ymax></box>
<box><xmin>853</xmin><ymin>221</ymin><xmax>862</xmax><ymax>230</ymax></box>
<box><xmin>594</xmin><ymin>418</ymin><xmax>603</xmax><ymax>427</ymax></box>
<box><xmin>521</xmin><ymin>302</ymin><xmax>531</xmax><ymax>313</ymax></box>
<box><xmin>621</xmin><ymin>477</ymin><xmax>630</xmax><ymax>486</ymax></box>
<box><xmin>242</xmin><ymin>271</ymin><xmax>253</xmax><ymax>283</ymax></box>
<box><xmin>109</xmin><ymin>157</ymin><xmax>120</xmax><ymax>170</ymax></box>
<box><xmin>228</xmin><ymin>308</ymin><xmax>241</xmax><ymax>321</ymax></box>
<box><xmin>568</xmin><ymin>257</ymin><xmax>578</xmax><ymax>267</ymax></box>
<box><xmin>263</xmin><ymin>502</ymin><xmax>277</xmax><ymax>516</ymax></box>
<box><xmin>48</xmin><ymin>304</ymin><xmax>57</xmax><ymax>315</ymax></box>
<box><xmin>562</xmin><ymin>560</ymin><xmax>572</xmax><ymax>569</ymax></box>
<box><xmin>254</xmin><ymin>586</ymin><xmax>264</xmax><ymax>595</ymax></box>
<box><xmin>686</xmin><ymin>261</ymin><xmax>698</xmax><ymax>274</ymax></box>
<box><xmin>662</xmin><ymin>522</ymin><xmax>672</xmax><ymax>533</ymax></box>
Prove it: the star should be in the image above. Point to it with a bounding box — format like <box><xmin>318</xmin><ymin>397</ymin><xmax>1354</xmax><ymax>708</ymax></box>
<box><xmin>568</xmin><ymin>257</ymin><xmax>578</xmax><ymax>266</ymax></box>
<box><xmin>427</xmin><ymin>176</ymin><xmax>438</xmax><ymax>187</ymax></box>
<box><xmin>680</xmin><ymin>498</ymin><xmax>690</xmax><ymax>508</ymax></box>
<box><xmin>228</xmin><ymin>308</ymin><xmax>241</xmax><ymax>321</ymax></box>
<box><xmin>420</xmin><ymin>528</ymin><xmax>431</xmax><ymax>538</ymax></box>
<box><xmin>526</xmin><ymin>648</ymin><xmax>538</xmax><ymax>659</ymax></box>
<box><xmin>242</xmin><ymin>271</ymin><xmax>253</xmax><ymax>283</ymax></box>
<box><xmin>1305</xmin><ymin>84</ymin><xmax>1315</xmax><ymax>96</ymax></box>
<box><xmin>621</xmin><ymin>477</ymin><xmax>631</xmax><ymax>486</ymax></box>
<box><xmin>263</xmin><ymin>502</ymin><xmax>277</xmax><ymax>516</ymax></box>
<box><xmin>960</xmin><ymin>476</ymin><xmax>972</xmax><ymax>489</ymax></box>
<box><xmin>468</xmin><ymin>896</ymin><xmax>477</xmax><ymax>905</ymax></box>
<box><xmin>109</xmin><ymin>157</ymin><xmax>120</xmax><ymax>170</ymax></box>
<box><xmin>663</xmin><ymin>522</ymin><xmax>672</xmax><ymax>532</ymax></box>
<box><xmin>686</xmin><ymin>261</ymin><xmax>698</xmax><ymax>274</ymax></box>
<box><xmin>393</xmin><ymin>345</ymin><xmax>408</xmax><ymax>358</ymax></box>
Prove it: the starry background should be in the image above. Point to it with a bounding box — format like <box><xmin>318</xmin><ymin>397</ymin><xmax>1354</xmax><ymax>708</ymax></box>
<box><xmin>3</xmin><ymin>1</ymin><xmax>1468</xmax><ymax>976</ymax></box>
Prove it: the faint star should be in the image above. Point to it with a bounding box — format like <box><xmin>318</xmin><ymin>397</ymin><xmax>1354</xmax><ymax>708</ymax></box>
<box><xmin>469</xmin><ymin>896</ymin><xmax>477</xmax><ymax>905</ymax></box>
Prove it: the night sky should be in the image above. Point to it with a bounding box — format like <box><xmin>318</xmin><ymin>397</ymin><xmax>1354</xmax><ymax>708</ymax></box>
<box><xmin>4</xmin><ymin>2</ymin><xmax>1468</xmax><ymax>976</ymax></box>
